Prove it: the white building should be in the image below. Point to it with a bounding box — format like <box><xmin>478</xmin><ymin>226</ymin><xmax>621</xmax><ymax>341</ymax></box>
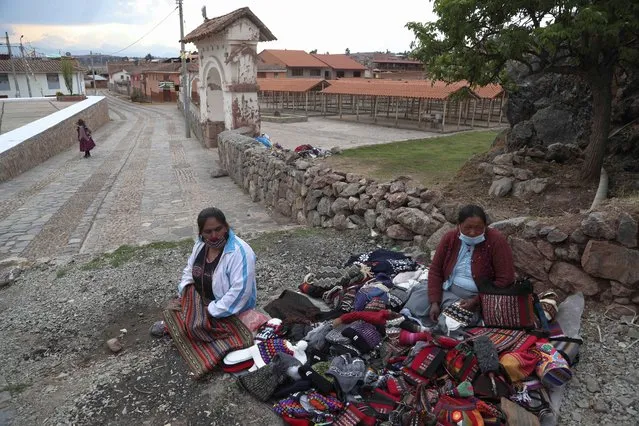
<box><xmin>0</xmin><ymin>58</ymin><xmax>86</xmax><ymax>98</ymax></box>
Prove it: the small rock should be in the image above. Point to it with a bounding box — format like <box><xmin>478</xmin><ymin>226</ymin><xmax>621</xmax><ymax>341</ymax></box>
<box><xmin>572</xmin><ymin>412</ymin><xmax>582</xmax><ymax>423</ymax></box>
<box><xmin>593</xmin><ymin>400</ymin><xmax>609</xmax><ymax>413</ymax></box>
<box><xmin>546</xmin><ymin>228</ymin><xmax>568</xmax><ymax>244</ymax></box>
<box><xmin>618</xmin><ymin>396</ymin><xmax>634</xmax><ymax>408</ymax></box>
<box><xmin>576</xmin><ymin>399</ymin><xmax>589</xmax><ymax>409</ymax></box>
<box><xmin>106</xmin><ymin>338</ymin><xmax>122</xmax><ymax>353</ymax></box>
<box><xmin>210</xmin><ymin>169</ymin><xmax>228</xmax><ymax>178</ymax></box>
<box><xmin>585</xmin><ymin>376</ymin><xmax>600</xmax><ymax>393</ymax></box>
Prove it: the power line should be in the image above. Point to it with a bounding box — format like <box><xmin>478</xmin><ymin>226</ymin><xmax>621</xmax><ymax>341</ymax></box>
<box><xmin>107</xmin><ymin>6</ymin><xmax>179</xmax><ymax>55</ymax></box>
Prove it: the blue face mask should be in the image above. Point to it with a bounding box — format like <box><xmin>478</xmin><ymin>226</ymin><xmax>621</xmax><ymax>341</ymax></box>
<box><xmin>459</xmin><ymin>231</ymin><xmax>485</xmax><ymax>246</ymax></box>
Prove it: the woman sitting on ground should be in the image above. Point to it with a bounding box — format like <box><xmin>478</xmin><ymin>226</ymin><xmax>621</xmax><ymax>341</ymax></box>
<box><xmin>150</xmin><ymin>207</ymin><xmax>257</xmax><ymax>376</ymax></box>
<box><xmin>402</xmin><ymin>204</ymin><xmax>515</xmax><ymax>330</ymax></box>
<box><xmin>176</xmin><ymin>206</ymin><xmax>257</xmax><ymax>316</ymax></box>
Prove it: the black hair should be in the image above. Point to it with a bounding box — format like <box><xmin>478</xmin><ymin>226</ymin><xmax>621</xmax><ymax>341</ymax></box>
<box><xmin>77</xmin><ymin>119</ymin><xmax>86</xmax><ymax>127</ymax></box>
<box><xmin>457</xmin><ymin>204</ymin><xmax>487</xmax><ymax>225</ymax></box>
<box><xmin>197</xmin><ymin>207</ymin><xmax>229</xmax><ymax>233</ymax></box>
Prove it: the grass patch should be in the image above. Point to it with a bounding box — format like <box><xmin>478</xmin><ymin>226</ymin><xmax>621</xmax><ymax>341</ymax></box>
<box><xmin>81</xmin><ymin>239</ymin><xmax>194</xmax><ymax>270</ymax></box>
<box><xmin>55</xmin><ymin>267</ymin><xmax>69</xmax><ymax>279</ymax></box>
<box><xmin>323</xmin><ymin>130</ymin><xmax>499</xmax><ymax>186</ymax></box>
<box><xmin>248</xmin><ymin>227</ymin><xmax>327</xmax><ymax>253</ymax></box>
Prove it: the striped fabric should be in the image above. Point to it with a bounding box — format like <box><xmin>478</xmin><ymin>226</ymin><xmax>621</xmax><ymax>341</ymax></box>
<box><xmin>467</xmin><ymin>328</ymin><xmax>538</xmax><ymax>354</ymax></box>
<box><xmin>163</xmin><ymin>285</ymin><xmax>253</xmax><ymax>379</ymax></box>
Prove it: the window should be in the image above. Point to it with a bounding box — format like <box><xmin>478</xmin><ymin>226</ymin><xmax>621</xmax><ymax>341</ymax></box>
<box><xmin>336</xmin><ymin>71</ymin><xmax>345</xmax><ymax>78</ymax></box>
<box><xmin>120</xmin><ymin>75</ymin><xmax>124</xmax><ymax>80</ymax></box>
<box><xmin>353</xmin><ymin>71</ymin><xmax>361</xmax><ymax>78</ymax></box>
<box><xmin>291</xmin><ymin>68</ymin><xmax>303</xmax><ymax>77</ymax></box>
<box><xmin>310</xmin><ymin>69</ymin><xmax>321</xmax><ymax>77</ymax></box>
<box><xmin>47</xmin><ymin>73</ymin><xmax>60</xmax><ymax>90</ymax></box>
<box><xmin>0</xmin><ymin>73</ymin><xmax>9</xmax><ymax>91</ymax></box>
<box><xmin>257</xmin><ymin>72</ymin><xmax>266</xmax><ymax>78</ymax></box>
<box><xmin>273</xmin><ymin>73</ymin><xmax>279</xmax><ymax>78</ymax></box>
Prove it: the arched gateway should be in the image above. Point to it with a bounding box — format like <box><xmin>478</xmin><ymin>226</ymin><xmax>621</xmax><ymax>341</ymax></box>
<box><xmin>182</xmin><ymin>7</ymin><xmax>276</xmax><ymax>147</ymax></box>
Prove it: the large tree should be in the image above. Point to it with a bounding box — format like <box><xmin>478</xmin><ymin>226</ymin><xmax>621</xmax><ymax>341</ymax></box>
<box><xmin>407</xmin><ymin>0</ymin><xmax>639</xmax><ymax>181</ymax></box>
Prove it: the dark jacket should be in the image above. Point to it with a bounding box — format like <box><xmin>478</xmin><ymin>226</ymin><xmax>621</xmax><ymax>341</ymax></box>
<box><xmin>427</xmin><ymin>227</ymin><xmax>515</xmax><ymax>304</ymax></box>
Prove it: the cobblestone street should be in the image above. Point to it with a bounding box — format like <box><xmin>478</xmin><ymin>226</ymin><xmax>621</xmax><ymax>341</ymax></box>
<box><xmin>0</xmin><ymin>93</ymin><xmax>293</xmax><ymax>261</ymax></box>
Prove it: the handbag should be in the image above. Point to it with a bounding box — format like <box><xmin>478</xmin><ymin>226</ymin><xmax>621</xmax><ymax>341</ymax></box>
<box><xmin>477</xmin><ymin>277</ymin><xmax>538</xmax><ymax>329</ymax></box>
<box><xmin>548</xmin><ymin>336</ymin><xmax>582</xmax><ymax>367</ymax></box>
<box><xmin>401</xmin><ymin>345</ymin><xmax>446</xmax><ymax>385</ymax></box>
<box><xmin>433</xmin><ymin>395</ymin><xmax>485</xmax><ymax>426</ymax></box>
<box><xmin>443</xmin><ymin>343</ymin><xmax>479</xmax><ymax>383</ymax></box>
<box><xmin>531</xmin><ymin>342</ymin><xmax>572</xmax><ymax>388</ymax></box>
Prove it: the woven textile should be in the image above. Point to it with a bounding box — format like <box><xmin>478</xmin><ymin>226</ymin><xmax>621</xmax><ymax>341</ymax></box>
<box><xmin>163</xmin><ymin>285</ymin><xmax>253</xmax><ymax>379</ymax></box>
<box><xmin>500</xmin><ymin>351</ymin><xmax>540</xmax><ymax>382</ymax></box>
<box><xmin>467</xmin><ymin>328</ymin><xmax>537</xmax><ymax>354</ymax></box>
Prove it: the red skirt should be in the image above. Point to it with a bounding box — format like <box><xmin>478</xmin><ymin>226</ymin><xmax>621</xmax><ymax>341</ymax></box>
<box><xmin>79</xmin><ymin>137</ymin><xmax>96</xmax><ymax>152</ymax></box>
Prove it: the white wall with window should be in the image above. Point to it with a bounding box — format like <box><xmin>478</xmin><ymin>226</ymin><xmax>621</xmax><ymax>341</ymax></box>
<box><xmin>0</xmin><ymin>71</ymin><xmax>86</xmax><ymax>98</ymax></box>
<box><xmin>110</xmin><ymin>70</ymin><xmax>130</xmax><ymax>85</ymax></box>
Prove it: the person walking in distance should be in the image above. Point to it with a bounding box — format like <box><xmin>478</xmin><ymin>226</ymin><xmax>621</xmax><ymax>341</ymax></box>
<box><xmin>76</xmin><ymin>119</ymin><xmax>95</xmax><ymax>158</ymax></box>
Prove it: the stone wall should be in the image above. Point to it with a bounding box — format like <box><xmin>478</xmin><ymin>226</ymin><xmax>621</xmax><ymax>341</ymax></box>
<box><xmin>218</xmin><ymin>131</ymin><xmax>639</xmax><ymax>306</ymax></box>
<box><xmin>0</xmin><ymin>97</ymin><xmax>109</xmax><ymax>182</ymax></box>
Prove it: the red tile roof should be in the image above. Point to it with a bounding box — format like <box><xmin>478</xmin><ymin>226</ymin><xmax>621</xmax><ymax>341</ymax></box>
<box><xmin>322</xmin><ymin>79</ymin><xmax>472</xmax><ymax>100</ymax></box>
<box><xmin>311</xmin><ymin>54</ymin><xmax>366</xmax><ymax>71</ymax></box>
<box><xmin>183</xmin><ymin>7</ymin><xmax>276</xmax><ymax>43</ymax></box>
<box><xmin>259</xmin><ymin>50</ymin><xmax>327</xmax><ymax>68</ymax></box>
<box><xmin>258</xmin><ymin>78</ymin><xmax>328</xmax><ymax>92</ymax></box>
<box><xmin>372</xmin><ymin>54</ymin><xmax>422</xmax><ymax>65</ymax></box>
<box><xmin>0</xmin><ymin>58</ymin><xmax>84</xmax><ymax>73</ymax></box>
<box><xmin>471</xmin><ymin>83</ymin><xmax>504</xmax><ymax>99</ymax></box>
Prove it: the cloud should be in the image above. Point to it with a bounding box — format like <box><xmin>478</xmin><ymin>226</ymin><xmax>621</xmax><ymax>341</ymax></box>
<box><xmin>2</xmin><ymin>1</ymin><xmax>437</xmax><ymax>58</ymax></box>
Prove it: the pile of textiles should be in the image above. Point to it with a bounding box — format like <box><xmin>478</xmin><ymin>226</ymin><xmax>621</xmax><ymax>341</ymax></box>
<box><xmin>222</xmin><ymin>249</ymin><xmax>581</xmax><ymax>426</ymax></box>
<box><xmin>294</xmin><ymin>144</ymin><xmax>332</xmax><ymax>158</ymax></box>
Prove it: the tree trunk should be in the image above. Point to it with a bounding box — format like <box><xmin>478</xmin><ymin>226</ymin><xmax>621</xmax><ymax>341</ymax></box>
<box><xmin>581</xmin><ymin>68</ymin><xmax>614</xmax><ymax>181</ymax></box>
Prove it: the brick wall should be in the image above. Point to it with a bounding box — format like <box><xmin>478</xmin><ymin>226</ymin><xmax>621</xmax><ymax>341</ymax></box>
<box><xmin>0</xmin><ymin>98</ymin><xmax>109</xmax><ymax>182</ymax></box>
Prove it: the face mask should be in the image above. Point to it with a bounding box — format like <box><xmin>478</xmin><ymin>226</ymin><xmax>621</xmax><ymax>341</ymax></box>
<box><xmin>201</xmin><ymin>235</ymin><xmax>227</xmax><ymax>249</ymax></box>
<box><xmin>459</xmin><ymin>231</ymin><xmax>485</xmax><ymax>246</ymax></box>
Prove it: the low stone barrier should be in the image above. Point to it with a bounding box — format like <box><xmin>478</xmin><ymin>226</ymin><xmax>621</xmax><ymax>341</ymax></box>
<box><xmin>0</xmin><ymin>96</ymin><xmax>109</xmax><ymax>182</ymax></box>
<box><xmin>218</xmin><ymin>131</ymin><xmax>639</xmax><ymax>306</ymax></box>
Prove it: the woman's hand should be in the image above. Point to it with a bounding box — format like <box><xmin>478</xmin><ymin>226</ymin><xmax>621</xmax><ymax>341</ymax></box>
<box><xmin>459</xmin><ymin>297</ymin><xmax>479</xmax><ymax>311</ymax></box>
<box><xmin>429</xmin><ymin>303</ymin><xmax>441</xmax><ymax>322</ymax></box>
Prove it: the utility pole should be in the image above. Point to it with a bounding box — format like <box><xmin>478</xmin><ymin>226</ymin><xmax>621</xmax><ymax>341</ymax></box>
<box><xmin>177</xmin><ymin>0</ymin><xmax>191</xmax><ymax>138</ymax></box>
<box><xmin>19</xmin><ymin>36</ymin><xmax>32</xmax><ymax>97</ymax></box>
<box><xmin>5</xmin><ymin>32</ymin><xmax>20</xmax><ymax>98</ymax></box>
<box><xmin>90</xmin><ymin>51</ymin><xmax>97</xmax><ymax>95</ymax></box>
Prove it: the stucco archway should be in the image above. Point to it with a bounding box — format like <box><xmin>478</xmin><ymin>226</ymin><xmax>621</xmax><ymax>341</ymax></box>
<box><xmin>183</xmin><ymin>7</ymin><xmax>276</xmax><ymax>147</ymax></box>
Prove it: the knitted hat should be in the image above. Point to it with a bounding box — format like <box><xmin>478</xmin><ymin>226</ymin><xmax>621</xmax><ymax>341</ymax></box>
<box><xmin>249</xmin><ymin>338</ymin><xmax>308</xmax><ymax>369</ymax></box>
<box><xmin>322</xmin><ymin>286</ymin><xmax>344</xmax><ymax>309</ymax></box>
<box><xmin>254</xmin><ymin>318</ymin><xmax>284</xmax><ymax>342</ymax></box>
<box><xmin>327</xmin><ymin>354</ymin><xmax>366</xmax><ymax>394</ymax></box>
<box><xmin>500</xmin><ymin>351</ymin><xmax>540</xmax><ymax>382</ymax></box>
<box><xmin>363</xmin><ymin>297</ymin><xmax>387</xmax><ymax>312</ymax></box>
<box><xmin>387</xmin><ymin>286</ymin><xmax>410</xmax><ymax>310</ymax></box>
<box><xmin>298</xmin><ymin>362</ymin><xmax>335</xmax><ymax>395</ymax></box>
<box><xmin>325</xmin><ymin>324</ymin><xmax>353</xmax><ymax>347</ymax></box>
<box><xmin>312</xmin><ymin>264</ymin><xmax>364</xmax><ymax>289</ymax></box>
<box><xmin>271</xmin><ymin>352</ymin><xmax>303</xmax><ymax>382</ymax></box>
<box><xmin>237</xmin><ymin>364</ymin><xmax>278</xmax><ymax>402</ymax></box>
<box><xmin>342</xmin><ymin>321</ymin><xmax>382</xmax><ymax>354</ymax></box>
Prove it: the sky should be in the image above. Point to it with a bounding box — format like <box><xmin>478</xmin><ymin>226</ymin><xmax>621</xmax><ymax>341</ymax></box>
<box><xmin>0</xmin><ymin>0</ymin><xmax>437</xmax><ymax>58</ymax></box>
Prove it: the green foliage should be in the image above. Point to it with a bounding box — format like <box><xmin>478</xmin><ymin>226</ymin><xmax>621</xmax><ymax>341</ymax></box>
<box><xmin>145</xmin><ymin>53</ymin><xmax>154</xmax><ymax>61</ymax></box>
<box><xmin>407</xmin><ymin>0</ymin><xmax>639</xmax><ymax>85</ymax></box>
<box><xmin>407</xmin><ymin>0</ymin><xmax>639</xmax><ymax>180</ymax></box>
<box><xmin>60</xmin><ymin>58</ymin><xmax>75</xmax><ymax>95</ymax></box>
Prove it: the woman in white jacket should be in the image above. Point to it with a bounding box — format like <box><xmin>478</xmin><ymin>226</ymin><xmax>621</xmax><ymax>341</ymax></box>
<box><xmin>181</xmin><ymin>206</ymin><xmax>257</xmax><ymax>315</ymax></box>
<box><xmin>151</xmin><ymin>207</ymin><xmax>257</xmax><ymax>336</ymax></box>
